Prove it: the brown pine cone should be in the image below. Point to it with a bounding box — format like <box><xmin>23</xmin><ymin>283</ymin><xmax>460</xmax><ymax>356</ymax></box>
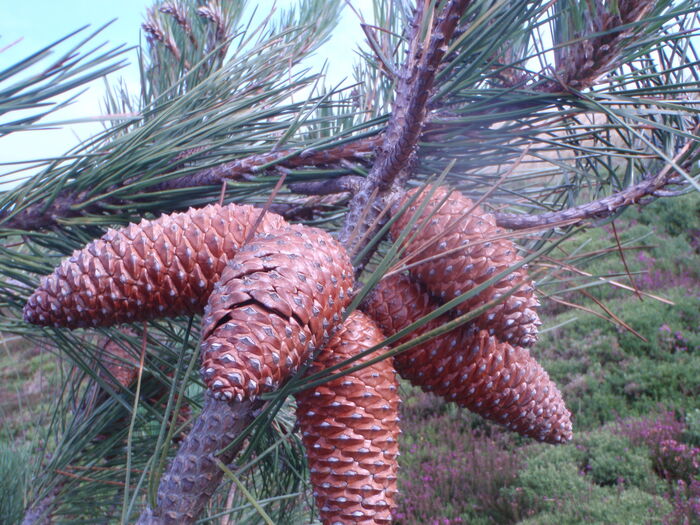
<box><xmin>363</xmin><ymin>274</ymin><xmax>572</xmax><ymax>444</ymax></box>
<box><xmin>295</xmin><ymin>311</ymin><xmax>399</xmax><ymax>525</ymax></box>
<box><xmin>391</xmin><ymin>186</ymin><xmax>541</xmax><ymax>346</ymax></box>
<box><xmin>95</xmin><ymin>336</ymin><xmax>140</xmax><ymax>390</ymax></box>
<box><xmin>88</xmin><ymin>334</ymin><xmax>191</xmax><ymax>444</ymax></box>
<box><xmin>24</xmin><ymin>203</ymin><xmax>287</xmax><ymax>328</ymax></box>
<box><xmin>200</xmin><ymin>224</ymin><xmax>354</xmax><ymax>401</ymax></box>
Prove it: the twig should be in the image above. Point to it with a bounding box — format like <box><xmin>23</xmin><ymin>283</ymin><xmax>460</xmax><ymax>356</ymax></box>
<box><xmin>611</xmin><ymin>221</ymin><xmax>643</xmax><ymax>301</ymax></box>
<box><xmin>154</xmin><ymin>136</ymin><xmax>382</xmax><ymax>191</ymax></box>
<box><xmin>287</xmin><ymin>175</ymin><xmax>364</xmax><ymax>196</ymax></box>
<box><xmin>494</xmin><ymin>136</ymin><xmax>698</xmax><ymax>230</ymax></box>
<box><xmin>541</xmin><ymin>0</ymin><xmax>656</xmax><ymax>92</ymax></box>
<box><xmin>0</xmin><ymin>137</ymin><xmax>381</xmax><ymax>230</ymax></box>
<box><xmin>339</xmin><ymin>0</ymin><xmax>474</xmax><ymax>260</ymax></box>
<box><xmin>136</xmin><ymin>396</ymin><xmax>262</xmax><ymax>524</ymax></box>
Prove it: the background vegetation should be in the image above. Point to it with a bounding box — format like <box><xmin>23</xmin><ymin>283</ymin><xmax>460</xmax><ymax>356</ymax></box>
<box><xmin>395</xmin><ymin>192</ymin><xmax>700</xmax><ymax>524</ymax></box>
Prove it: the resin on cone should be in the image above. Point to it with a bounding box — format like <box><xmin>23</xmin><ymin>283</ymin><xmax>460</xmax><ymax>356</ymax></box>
<box><xmin>363</xmin><ymin>274</ymin><xmax>572</xmax><ymax>443</ymax></box>
<box><xmin>391</xmin><ymin>186</ymin><xmax>541</xmax><ymax>346</ymax></box>
<box><xmin>296</xmin><ymin>311</ymin><xmax>399</xmax><ymax>525</ymax></box>
<box><xmin>24</xmin><ymin>203</ymin><xmax>287</xmax><ymax>328</ymax></box>
<box><xmin>200</xmin><ymin>224</ymin><xmax>354</xmax><ymax>401</ymax></box>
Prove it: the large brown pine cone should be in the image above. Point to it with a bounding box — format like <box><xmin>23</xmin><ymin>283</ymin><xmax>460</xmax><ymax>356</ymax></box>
<box><xmin>391</xmin><ymin>186</ymin><xmax>541</xmax><ymax>346</ymax></box>
<box><xmin>363</xmin><ymin>274</ymin><xmax>572</xmax><ymax>444</ymax></box>
<box><xmin>295</xmin><ymin>311</ymin><xmax>399</xmax><ymax>525</ymax></box>
<box><xmin>200</xmin><ymin>224</ymin><xmax>354</xmax><ymax>401</ymax></box>
<box><xmin>24</xmin><ymin>203</ymin><xmax>287</xmax><ymax>328</ymax></box>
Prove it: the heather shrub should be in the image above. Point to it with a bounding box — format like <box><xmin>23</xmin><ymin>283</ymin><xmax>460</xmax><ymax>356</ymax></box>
<box><xmin>636</xmin><ymin>192</ymin><xmax>700</xmax><ymax>241</ymax></box>
<box><xmin>542</xmin><ymin>288</ymin><xmax>700</xmax><ymax>359</ymax></box>
<box><xmin>541</xmin><ymin>360</ymin><xmax>700</xmax><ymax>433</ymax></box>
<box><xmin>684</xmin><ymin>409</ymin><xmax>700</xmax><ymax>448</ymax></box>
<box><xmin>664</xmin><ymin>479</ymin><xmax>700</xmax><ymax>525</ymax></box>
<box><xmin>396</xmin><ymin>388</ymin><xmax>525</xmax><ymax>524</ymax></box>
<box><xmin>546</xmin><ymin>194</ymin><xmax>700</xmax><ymax>309</ymax></box>
<box><xmin>505</xmin><ymin>430</ymin><xmax>674</xmax><ymax>523</ymax></box>
<box><xmin>518</xmin><ymin>487</ymin><xmax>672</xmax><ymax>525</ymax></box>
<box><xmin>503</xmin><ymin>443</ymin><xmax>593</xmax><ymax>512</ymax></box>
<box><xmin>538</xmin><ymin>333</ymin><xmax>700</xmax><ymax>431</ymax></box>
<box><xmin>612</xmin><ymin>292</ymin><xmax>700</xmax><ymax>357</ymax></box>
<box><xmin>618</xmin><ymin>412</ymin><xmax>686</xmax><ymax>449</ymax></box>
<box><xmin>608</xmin><ymin>357</ymin><xmax>700</xmax><ymax>412</ymax></box>
<box><xmin>653</xmin><ymin>439</ymin><xmax>700</xmax><ymax>485</ymax></box>
<box><xmin>577</xmin><ymin>431</ymin><xmax>660</xmax><ymax>492</ymax></box>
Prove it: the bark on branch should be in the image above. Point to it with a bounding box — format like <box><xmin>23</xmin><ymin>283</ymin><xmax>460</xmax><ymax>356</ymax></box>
<box><xmin>338</xmin><ymin>0</ymin><xmax>474</xmax><ymax>259</ymax></box>
<box><xmin>494</xmin><ymin>135</ymin><xmax>699</xmax><ymax>230</ymax></box>
<box><xmin>0</xmin><ymin>137</ymin><xmax>381</xmax><ymax>231</ymax></box>
<box><xmin>136</xmin><ymin>396</ymin><xmax>261</xmax><ymax>524</ymax></box>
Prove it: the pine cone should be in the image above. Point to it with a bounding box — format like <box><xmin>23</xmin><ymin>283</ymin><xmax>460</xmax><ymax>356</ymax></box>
<box><xmin>363</xmin><ymin>274</ymin><xmax>572</xmax><ymax>444</ymax></box>
<box><xmin>89</xmin><ymin>334</ymin><xmax>191</xmax><ymax>444</ymax></box>
<box><xmin>295</xmin><ymin>311</ymin><xmax>399</xmax><ymax>525</ymax></box>
<box><xmin>200</xmin><ymin>224</ymin><xmax>354</xmax><ymax>401</ymax></box>
<box><xmin>391</xmin><ymin>186</ymin><xmax>541</xmax><ymax>346</ymax></box>
<box><xmin>96</xmin><ymin>336</ymin><xmax>139</xmax><ymax>390</ymax></box>
<box><xmin>24</xmin><ymin>203</ymin><xmax>287</xmax><ymax>328</ymax></box>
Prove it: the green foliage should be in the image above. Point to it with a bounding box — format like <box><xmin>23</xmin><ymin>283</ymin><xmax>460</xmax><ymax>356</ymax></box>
<box><xmin>508</xmin><ymin>432</ymin><xmax>670</xmax><ymax>524</ymax></box>
<box><xmin>684</xmin><ymin>409</ymin><xmax>700</xmax><ymax>447</ymax></box>
<box><xmin>637</xmin><ymin>192</ymin><xmax>700</xmax><ymax>241</ymax></box>
<box><xmin>518</xmin><ymin>488</ymin><xmax>672</xmax><ymax>525</ymax></box>
<box><xmin>577</xmin><ymin>431</ymin><xmax>660</xmax><ymax>492</ymax></box>
<box><xmin>0</xmin><ymin>444</ymin><xmax>30</xmax><ymax>525</ymax></box>
<box><xmin>507</xmin><ymin>443</ymin><xmax>592</xmax><ymax>507</ymax></box>
<box><xmin>0</xmin><ymin>26</ymin><xmax>127</xmax><ymax>137</ymax></box>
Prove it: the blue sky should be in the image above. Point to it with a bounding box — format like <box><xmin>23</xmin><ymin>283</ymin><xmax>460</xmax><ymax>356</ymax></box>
<box><xmin>0</xmin><ymin>0</ymin><xmax>371</xmax><ymax>183</ymax></box>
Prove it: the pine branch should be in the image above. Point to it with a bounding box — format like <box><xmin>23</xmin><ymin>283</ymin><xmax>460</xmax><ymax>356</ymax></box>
<box><xmin>136</xmin><ymin>396</ymin><xmax>261</xmax><ymax>524</ymax></box>
<box><xmin>154</xmin><ymin>136</ymin><xmax>380</xmax><ymax>191</ymax></box>
<box><xmin>339</xmin><ymin>0</ymin><xmax>474</xmax><ymax>260</ymax></box>
<box><xmin>282</xmin><ymin>134</ymin><xmax>700</xmax><ymax>232</ymax></box>
<box><xmin>287</xmin><ymin>175</ymin><xmax>364</xmax><ymax>195</ymax></box>
<box><xmin>3</xmin><ymin>122</ymin><xmax>697</xmax><ymax>233</ymax></box>
<box><xmin>493</xmin><ymin>136</ymin><xmax>699</xmax><ymax>229</ymax></box>
<box><xmin>0</xmin><ymin>137</ymin><xmax>381</xmax><ymax>230</ymax></box>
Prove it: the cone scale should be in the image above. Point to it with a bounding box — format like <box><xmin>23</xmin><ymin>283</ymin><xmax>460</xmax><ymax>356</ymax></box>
<box><xmin>24</xmin><ymin>203</ymin><xmax>287</xmax><ymax>328</ymax></box>
<box><xmin>391</xmin><ymin>186</ymin><xmax>541</xmax><ymax>347</ymax></box>
<box><xmin>295</xmin><ymin>311</ymin><xmax>400</xmax><ymax>525</ymax></box>
<box><xmin>200</xmin><ymin>224</ymin><xmax>354</xmax><ymax>401</ymax></box>
<box><xmin>363</xmin><ymin>274</ymin><xmax>572</xmax><ymax>444</ymax></box>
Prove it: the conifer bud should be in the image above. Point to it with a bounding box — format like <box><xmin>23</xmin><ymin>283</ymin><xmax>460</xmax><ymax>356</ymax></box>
<box><xmin>200</xmin><ymin>224</ymin><xmax>354</xmax><ymax>401</ymax></box>
<box><xmin>391</xmin><ymin>186</ymin><xmax>541</xmax><ymax>346</ymax></box>
<box><xmin>296</xmin><ymin>311</ymin><xmax>399</xmax><ymax>524</ymax></box>
<box><xmin>364</xmin><ymin>274</ymin><xmax>572</xmax><ymax>443</ymax></box>
<box><xmin>24</xmin><ymin>203</ymin><xmax>287</xmax><ymax>328</ymax></box>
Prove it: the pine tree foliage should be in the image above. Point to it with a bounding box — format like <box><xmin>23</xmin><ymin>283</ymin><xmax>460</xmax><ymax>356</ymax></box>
<box><xmin>0</xmin><ymin>0</ymin><xmax>699</xmax><ymax>523</ymax></box>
